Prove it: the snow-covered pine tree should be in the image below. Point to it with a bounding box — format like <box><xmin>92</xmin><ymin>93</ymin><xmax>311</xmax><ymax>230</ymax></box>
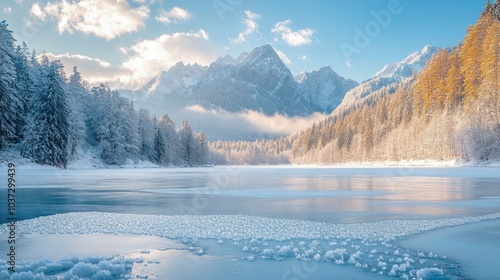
<box><xmin>86</xmin><ymin>84</ymin><xmax>110</xmax><ymax>146</ymax></box>
<box><xmin>99</xmin><ymin>91</ymin><xmax>127</xmax><ymax>165</ymax></box>
<box><xmin>118</xmin><ymin>97</ymin><xmax>140</xmax><ymax>159</ymax></box>
<box><xmin>151</xmin><ymin>127</ymin><xmax>166</xmax><ymax>165</ymax></box>
<box><xmin>180</xmin><ymin>120</ymin><xmax>195</xmax><ymax>165</ymax></box>
<box><xmin>30</xmin><ymin>60</ymin><xmax>70</xmax><ymax>168</ymax></box>
<box><xmin>0</xmin><ymin>21</ymin><xmax>21</xmax><ymax>149</ymax></box>
<box><xmin>14</xmin><ymin>42</ymin><xmax>33</xmax><ymax>140</ymax></box>
<box><xmin>158</xmin><ymin>114</ymin><xmax>177</xmax><ymax>165</ymax></box>
<box><xmin>138</xmin><ymin>108</ymin><xmax>155</xmax><ymax>159</ymax></box>
<box><xmin>195</xmin><ymin>131</ymin><xmax>208</xmax><ymax>165</ymax></box>
<box><xmin>66</xmin><ymin>66</ymin><xmax>87</xmax><ymax>156</ymax></box>
<box><xmin>21</xmin><ymin>51</ymin><xmax>43</xmax><ymax>157</ymax></box>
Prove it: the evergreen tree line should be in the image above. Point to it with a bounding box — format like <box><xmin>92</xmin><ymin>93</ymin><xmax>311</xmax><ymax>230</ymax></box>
<box><xmin>0</xmin><ymin>21</ymin><xmax>208</xmax><ymax>168</ymax></box>
<box><xmin>212</xmin><ymin>2</ymin><xmax>500</xmax><ymax>165</ymax></box>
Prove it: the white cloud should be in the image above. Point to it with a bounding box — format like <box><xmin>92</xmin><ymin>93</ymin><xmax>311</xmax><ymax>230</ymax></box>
<box><xmin>185</xmin><ymin>105</ymin><xmax>327</xmax><ymax>136</ymax></box>
<box><xmin>119</xmin><ymin>47</ymin><xmax>130</xmax><ymax>54</ymax></box>
<box><xmin>30</xmin><ymin>0</ymin><xmax>149</xmax><ymax>40</ymax></box>
<box><xmin>132</xmin><ymin>0</ymin><xmax>157</xmax><ymax>4</ymax></box>
<box><xmin>240</xmin><ymin>111</ymin><xmax>328</xmax><ymax>135</ymax></box>
<box><xmin>42</xmin><ymin>52</ymin><xmax>117</xmax><ymax>83</ymax></box>
<box><xmin>185</xmin><ymin>105</ymin><xmax>208</xmax><ymax>113</ymax></box>
<box><xmin>231</xmin><ymin>10</ymin><xmax>260</xmax><ymax>44</ymax></box>
<box><xmin>30</xmin><ymin>3</ymin><xmax>45</xmax><ymax>19</ymax></box>
<box><xmin>274</xmin><ymin>48</ymin><xmax>291</xmax><ymax>65</ymax></box>
<box><xmin>44</xmin><ymin>52</ymin><xmax>111</xmax><ymax>68</ymax></box>
<box><xmin>271</xmin><ymin>20</ymin><xmax>315</xmax><ymax>47</ymax></box>
<box><xmin>37</xmin><ymin>30</ymin><xmax>218</xmax><ymax>87</ymax></box>
<box><xmin>299</xmin><ymin>55</ymin><xmax>307</xmax><ymax>60</ymax></box>
<box><xmin>120</xmin><ymin>30</ymin><xmax>217</xmax><ymax>82</ymax></box>
<box><xmin>155</xmin><ymin>7</ymin><xmax>192</xmax><ymax>24</ymax></box>
<box><xmin>3</xmin><ymin>7</ymin><xmax>12</xmax><ymax>14</ymax></box>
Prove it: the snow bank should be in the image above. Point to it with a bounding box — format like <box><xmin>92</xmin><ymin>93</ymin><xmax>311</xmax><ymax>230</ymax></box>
<box><xmin>3</xmin><ymin>212</ymin><xmax>499</xmax><ymax>242</ymax></box>
<box><xmin>0</xmin><ymin>256</ymin><xmax>135</xmax><ymax>280</ymax></box>
<box><xmin>295</xmin><ymin>159</ymin><xmax>500</xmax><ymax>168</ymax></box>
<box><xmin>0</xmin><ymin>151</ymin><xmax>159</xmax><ymax>171</ymax></box>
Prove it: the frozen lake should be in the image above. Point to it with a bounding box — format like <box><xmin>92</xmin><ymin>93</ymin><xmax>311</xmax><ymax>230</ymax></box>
<box><xmin>3</xmin><ymin>166</ymin><xmax>500</xmax><ymax>223</ymax></box>
<box><xmin>1</xmin><ymin>166</ymin><xmax>500</xmax><ymax>279</ymax></box>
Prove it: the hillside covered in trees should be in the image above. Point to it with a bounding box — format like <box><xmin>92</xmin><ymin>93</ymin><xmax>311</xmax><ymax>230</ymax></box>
<box><xmin>213</xmin><ymin>2</ymin><xmax>500</xmax><ymax>165</ymax></box>
<box><xmin>0</xmin><ymin>21</ymin><xmax>208</xmax><ymax>168</ymax></box>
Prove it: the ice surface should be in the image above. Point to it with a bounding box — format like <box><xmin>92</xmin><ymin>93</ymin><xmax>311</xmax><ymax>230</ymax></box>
<box><xmin>4</xmin><ymin>212</ymin><xmax>499</xmax><ymax>242</ymax></box>
<box><xmin>0</xmin><ymin>166</ymin><xmax>498</xmax><ymax>279</ymax></box>
<box><xmin>399</xmin><ymin>219</ymin><xmax>500</xmax><ymax>279</ymax></box>
<box><xmin>1</xmin><ymin>212</ymin><xmax>499</xmax><ymax>279</ymax></box>
<box><xmin>141</xmin><ymin>188</ymin><xmax>389</xmax><ymax>198</ymax></box>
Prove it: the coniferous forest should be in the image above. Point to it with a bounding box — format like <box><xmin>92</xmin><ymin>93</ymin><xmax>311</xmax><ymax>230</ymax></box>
<box><xmin>0</xmin><ymin>21</ymin><xmax>208</xmax><ymax>168</ymax></box>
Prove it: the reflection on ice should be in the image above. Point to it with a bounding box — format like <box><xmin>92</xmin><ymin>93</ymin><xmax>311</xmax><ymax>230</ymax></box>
<box><xmin>141</xmin><ymin>188</ymin><xmax>389</xmax><ymax>198</ymax></box>
<box><xmin>2</xmin><ymin>167</ymin><xmax>499</xmax><ymax>223</ymax></box>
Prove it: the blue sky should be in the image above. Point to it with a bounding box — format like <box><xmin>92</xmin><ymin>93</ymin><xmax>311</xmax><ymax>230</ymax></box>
<box><xmin>0</xmin><ymin>0</ymin><xmax>486</xmax><ymax>86</ymax></box>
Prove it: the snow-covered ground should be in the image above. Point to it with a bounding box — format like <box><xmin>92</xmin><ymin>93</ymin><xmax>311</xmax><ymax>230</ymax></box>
<box><xmin>2</xmin><ymin>146</ymin><xmax>500</xmax><ymax>171</ymax></box>
<box><xmin>0</xmin><ymin>148</ymin><xmax>161</xmax><ymax>171</ymax></box>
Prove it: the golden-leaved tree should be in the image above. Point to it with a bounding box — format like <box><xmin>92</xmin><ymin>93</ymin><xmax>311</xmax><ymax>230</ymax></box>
<box><xmin>460</xmin><ymin>13</ymin><xmax>493</xmax><ymax>105</ymax></box>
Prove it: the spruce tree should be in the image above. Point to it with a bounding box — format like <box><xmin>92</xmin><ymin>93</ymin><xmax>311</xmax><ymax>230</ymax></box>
<box><xmin>31</xmin><ymin>60</ymin><xmax>70</xmax><ymax>168</ymax></box>
<box><xmin>138</xmin><ymin>108</ymin><xmax>155</xmax><ymax>158</ymax></box>
<box><xmin>66</xmin><ymin>66</ymin><xmax>87</xmax><ymax>156</ymax></box>
<box><xmin>158</xmin><ymin>114</ymin><xmax>177</xmax><ymax>165</ymax></box>
<box><xmin>119</xmin><ymin>98</ymin><xmax>140</xmax><ymax>159</ymax></box>
<box><xmin>195</xmin><ymin>131</ymin><xmax>208</xmax><ymax>165</ymax></box>
<box><xmin>180</xmin><ymin>120</ymin><xmax>195</xmax><ymax>165</ymax></box>
<box><xmin>151</xmin><ymin>128</ymin><xmax>166</xmax><ymax>165</ymax></box>
<box><xmin>0</xmin><ymin>21</ymin><xmax>21</xmax><ymax>149</ymax></box>
<box><xmin>99</xmin><ymin>91</ymin><xmax>127</xmax><ymax>165</ymax></box>
<box><xmin>14</xmin><ymin>42</ymin><xmax>33</xmax><ymax>140</ymax></box>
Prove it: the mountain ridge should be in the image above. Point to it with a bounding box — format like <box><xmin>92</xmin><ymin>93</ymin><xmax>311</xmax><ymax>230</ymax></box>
<box><xmin>332</xmin><ymin>45</ymin><xmax>439</xmax><ymax>116</ymax></box>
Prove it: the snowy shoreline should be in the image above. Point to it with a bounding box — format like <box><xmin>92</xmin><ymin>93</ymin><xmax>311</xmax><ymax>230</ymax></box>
<box><xmin>1</xmin><ymin>154</ymin><xmax>500</xmax><ymax>171</ymax></box>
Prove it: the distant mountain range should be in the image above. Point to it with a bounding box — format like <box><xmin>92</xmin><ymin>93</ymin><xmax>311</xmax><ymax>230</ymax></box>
<box><xmin>121</xmin><ymin>44</ymin><xmax>357</xmax><ymax>118</ymax></box>
<box><xmin>119</xmin><ymin>44</ymin><xmax>437</xmax><ymax>140</ymax></box>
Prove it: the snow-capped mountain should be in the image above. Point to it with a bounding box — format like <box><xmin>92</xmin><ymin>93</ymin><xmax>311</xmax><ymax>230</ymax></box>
<box><xmin>121</xmin><ymin>44</ymin><xmax>357</xmax><ymax>126</ymax></box>
<box><xmin>296</xmin><ymin>66</ymin><xmax>358</xmax><ymax>112</ymax></box>
<box><xmin>333</xmin><ymin>45</ymin><xmax>439</xmax><ymax>115</ymax></box>
<box><xmin>118</xmin><ymin>44</ymin><xmax>359</xmax><ymax>140</ymax></box>
<box><xmin>372</xmin><ymin>45</ymin><xmax>438</xmax><ymax>80</ymax></box>
<box><xmin>140</xmin><ymin>62</ymin><xmax>208</xmax><ymax>93</ymax></box>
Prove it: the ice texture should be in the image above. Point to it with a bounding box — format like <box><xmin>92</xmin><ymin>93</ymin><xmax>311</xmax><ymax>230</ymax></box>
<box><xmin>3</xmin><ymin>212</ymin><xmax>499</xmax><ymax>242</ymax></box>
<box><xmin>1</xmin><ymin>212</ymin><xmax>499</xmax><ymax>279</ymax></box>
<box><xmin>0</xmin><ymin>256</ymin><xmax>134</xmax><ymax>280</ymax></box>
